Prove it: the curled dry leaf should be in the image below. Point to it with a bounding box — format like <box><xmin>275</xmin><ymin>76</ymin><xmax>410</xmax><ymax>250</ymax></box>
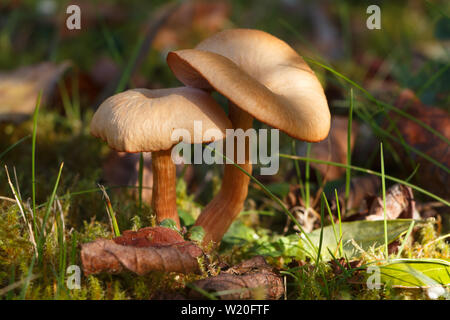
<box><xmin>310</xmin><ymin>116</ymin><xmax>359</xmax><ymax>181</ymax></box>
<box><xmin>81</xmin><ymin>227</ymin><xmax>203</xmax><ymax>276</ymax></box>
<box><xmin>364</xmin><ymin>184</ymin><xmax>419</xmax><ymax>221</ymax></box>
<box><xmin>187</xmin><ymin>256</ymin><xmax>284</xmax><ymax>300</ymax></box>
<box><xmin>0</xmin><ymin>61</ymin><xmax>70</xmax><ymax>123</ymax></box>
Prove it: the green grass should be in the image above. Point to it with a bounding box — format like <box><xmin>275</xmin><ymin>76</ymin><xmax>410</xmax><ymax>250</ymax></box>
<box><xmin>380</xmin><ymin>143</ymin><xmax>389</xmax><ymax>260</ymax></box>
<box><xmin>0</xmin><ymin>0</ymin><xmax>448</xmax><ymax>300</ymax></box>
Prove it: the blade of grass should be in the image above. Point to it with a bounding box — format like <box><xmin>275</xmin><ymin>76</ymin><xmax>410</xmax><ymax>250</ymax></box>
<box><xmin>70</xmin><ymin>232</ymin><xmax>78</xmax><ymax>266</ymax></box>
<box><xmin>396</xmin><ymin>220</ymin><xmax>415</xmax><ymax>259</ymax></box>
<box><xmin>186</xmin><ymin>283</ymin><xmax>218</xmax><ymax>300</ymax></box>
<box><xmin>205</xmin><ymin>145</ymin><xmax>317</xmax><ymax>253</ymax></box>
<box><xmin>279</xmin><ymin>154</ymin><xmax>449</xmax><ymax>206</ymax></box>
<box><xmin>416</xmin><ymin>62</ymin><xmax>450</xmax><ymax>99</ymax></box>
<box><xmin>19</xmin><ymin>255</ymin><xmax>36</xmax><ymax>299</ymax></box>
<box><xmin>0</xmin><ymin>272</ymin><xmax>39</xmax><ymax>297</ymax></box>
<box><xmin>71</xmin><ymin>71</ymin><xmax>80</xmax><ymax>120</ymax></box>
<box><xmin>345</xmin><ymin>88</ymin><xmax>354</xmax><ymax>202</ymax></box>
<box><xmin>380</xmin><ymin>143</ymin><xmax>389</xmax><ymax>260</ymax></box>
<box><xmin>315</xmin><ymin>196</ymin><xmax>325</xmax><ymax>267</ymax></box>
<box><xmin>99</xmin><ymin>184</ymin><xmax>120</xmax><ymax>237</ymax></box>
<box><xmin>305</xmin><ymin>143</ymin><xmax>311</xmax><ymax>209</ymax></box>
<box><xmin>322</xmin><ymin>193</ymin><xmax>339</xmax><ymax>246</ymax></box>
<box><xmin>334</xmin><ymin>189</ymin><xmax>344</xmax><ymax>256</ymax></box>
<box><xmin>291</xmin><ymin>140</ymin><xmax>306</xmax><ymax>201</ymax></box>
<box><xmin>55</xmin><ymin>197</ymin><xmax>67</xmax><ymax>295</ymax></box>
<box><xmin>355</xmin><ymin>107</ymin><xmax>449</xmax><ymax>174</ymax></box>
<box><xmin>304</xmin><ymin>57</ymin><xmax>450</xmax><ymax>146</ymax></box>
<box><xmin>33</xmin><ymin>185</ymin><xmax>153</xmax><ymax>211</ymax></box>
<box><xmin>5</xmin><ymin>166</ymin><xmax>38</xmax><ymax>257</ymax></box>
<box><xmin>115</xmin><ymin>33</ymin><xmax>145</xmax><ymax>93</ymax></box>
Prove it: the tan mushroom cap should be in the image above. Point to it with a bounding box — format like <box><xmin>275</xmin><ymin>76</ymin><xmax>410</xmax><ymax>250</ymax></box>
<box><xmin>90</xmin><ymin>87</ymin><xmax>232</xmax><ymax>152</ymax></box>
<box><xmin>167</xmin><ymin>28</ymin><xmax>330</xmax><ymax>142</ymax></box>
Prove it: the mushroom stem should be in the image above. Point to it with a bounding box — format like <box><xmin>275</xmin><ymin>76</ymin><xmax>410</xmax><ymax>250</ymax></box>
<box><xmin>151</xmin><ymin>149</ymin><xmax>180</xmax><ymax>228</ymax></box>
<box><xmin>195</xmin><ymin>103</ymin><xmax>253</xmax><ymax>245</ymax></box>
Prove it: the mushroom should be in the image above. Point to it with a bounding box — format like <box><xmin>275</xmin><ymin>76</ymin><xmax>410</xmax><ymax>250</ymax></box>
<box><xmin>90</xmin><ymin>87</ymin><xmax>232</xmax><ymax>228</ymax></box>
<box><xmin>167</xmin><ymin>29</ymin><xmax>330</xmax><ymax>244</ymax></box>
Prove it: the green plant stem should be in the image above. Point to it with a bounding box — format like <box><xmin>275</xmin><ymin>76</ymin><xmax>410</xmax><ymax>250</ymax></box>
<box><xmin>279</xmin><ymin>154</ymin><xmax>449</xmax><ymax>207</ymax></box>
<box><xmin>304</xmin><ymin>57</ymin><xmax>450</xmax><ymax>146</ymax></box>
<box><xmin>305</xmin><ymin>143</ymin><xmax>311</xmax><ymax>209</ymax></box>
<box><xmin>138</xmin><ymin>152</ymin><xmax>144</xmax><ymax>215</ymax></box>
<box><xmin>380</xmin><ymin>143</ymin><xmax>389</xmax><ymax>260</ymax></box>
<box><xmin>31</xmin><ymin>92</ymin><xmax>42</xmax><ymax>235</ymax></box>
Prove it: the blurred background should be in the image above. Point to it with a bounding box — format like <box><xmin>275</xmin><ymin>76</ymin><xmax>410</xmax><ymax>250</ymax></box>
<box><xmin>0</xmin><ymin>0</ymin><xmax>449</xmax><ymax>239</ymax></box>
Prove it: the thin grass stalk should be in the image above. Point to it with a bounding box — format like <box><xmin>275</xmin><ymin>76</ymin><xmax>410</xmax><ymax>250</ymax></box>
<box><xmin>345</xmin><ymin>88</ymin><xmax>354</xmax><ymax>202</ymax></box>
<box><xmin>305</xmin><ymin>143</ymin><xmax>311</xmax><ymax>209</ymax></box>
<box><xmin>37</xmin><ymin>162</ymin><xmax>64</xmax><ymax>264</ymax></box>
<box><xmin>0</xmin><ymin>135</ymin><xmax>30</xmax><ymax>161</ymax></box>
<box><xmin>396</xmin><ymin>220</ymin><xmax>415</xmax><ymax>259</ymax></box>
<box><xmin>31</xmin><ymin>92</ymin><xmax>42</xmax><ymax>235</ymax></box>
<box><xmin>315</xmin><ymin>196</ymin><xmax>325</xmax><ymax>267</ymax></box>
<box><xmin>5</xmin><ymin>166</ymin><xmax>38</xmax><ymax>258</ymax></box>
<box><xmin>278</xmin><ymin>154</ymin><xmax>449</xmax><ymax>206</ymax></box>
<box><xmin>322</xmin><ymin>193</ymin><xmax>339</xmax><ymax>246</ymax></box>
<box><xmin>291</xmin><ymin>140</ymin><xmax>306</xmax><ymax>201</ymax></box>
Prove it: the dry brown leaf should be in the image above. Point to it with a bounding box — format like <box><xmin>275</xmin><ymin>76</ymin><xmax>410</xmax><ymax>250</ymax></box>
<box><xmin>187</xmin><ymin>256</ymin><xmax>284</xmax><ymax>300</ymax></box>
<box><xmin>153</xmin><ymin>0</ymin><xmax>230</xmax><ymax>51</ymax></box>
<box><xmin>0</xmin><ymin>61</ymin><xmax>70</xmax><ymax>123</ymax></box>
<box><xmin>310</xmin><ymin>115</ymin><xmax>359</xmax><ymax>181</ymax></box>
<box><xmin>81</xmin><ymin>227</ymin><xmax>203</xmax><ymax>276</ymax></box>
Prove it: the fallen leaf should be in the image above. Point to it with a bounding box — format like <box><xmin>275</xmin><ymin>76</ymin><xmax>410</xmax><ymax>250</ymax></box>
<box><xmin>81</xmin><ymin>227</ymin><xmax>203</xmax><ymax>275</ymax></box>
<box><xmin>0</xmin><ymin>61</ymin><xmax>70</xmax><ymax>123</ymax></box>
<box><xmin>187</xmin><ymin>256</ymin><xmax>284</xmax><ymax>300</ymax></box>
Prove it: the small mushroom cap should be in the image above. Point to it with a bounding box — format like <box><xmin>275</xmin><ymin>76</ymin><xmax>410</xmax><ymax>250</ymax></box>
<box><xmin>90</xmin><ymin>87</ymin><xmax>232</xmax><ymax>152</ymax></box>
<box><xmin>167</xmin><ymin>29</ymin><xmax>330</xmax><ymax>142</ymax></box>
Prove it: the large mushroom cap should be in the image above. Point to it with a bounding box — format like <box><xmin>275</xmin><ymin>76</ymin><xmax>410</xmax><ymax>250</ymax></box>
<box><xmin>91</xmin><ymin>87</ymin><xmax>232</xmax><ymax>152</ymax></box>
<box><xmin>167</xmin><ymin>28</ymin><xmax>331</xmax><ymax>142</ymax></box>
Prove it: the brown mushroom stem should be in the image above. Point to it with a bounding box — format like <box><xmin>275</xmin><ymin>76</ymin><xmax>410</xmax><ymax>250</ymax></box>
<box><xmin>195</xmin><ymin>103</ymin><xmax>253</xmax><ymax>245</ymax></box>
<box><xmin>151</xmin><ymin>149</ymin><xmax>180</xmax><ymax>228</ymax></box>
